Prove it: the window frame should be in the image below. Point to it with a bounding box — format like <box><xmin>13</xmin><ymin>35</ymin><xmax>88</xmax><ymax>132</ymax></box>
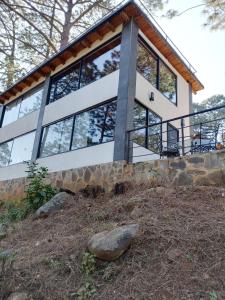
<box><xmin>134</xmin><ymin>100</ymin><xmax>162</xmax><ymax>151</ymax></box>
<box><xmin>47</xmin><ymin>34</ymin><xmax>121</xmax><ymax>104</ymax></box>
<box><xmin>137</xmin><ymin>35</ymin><xmax>178</xmax><ymax>106</ymax></box>
<box><xmin>167</xmin><ymin>122</ymin><xmax>179</xmax><ymax>150</ymax></box>
<box><xmin>38</xmin><ymin>98</ymin><xmax>117</xmax><ymax>159</ymax></box>
<box><xmin>0</xmin><ymin>130</ymin><xmax>36</xmax><ymax>167</ymax></box>
<box><xmin>0</xmin><ymin>83</ymin><xmax>44</xmax><ymax>128</ymax></box>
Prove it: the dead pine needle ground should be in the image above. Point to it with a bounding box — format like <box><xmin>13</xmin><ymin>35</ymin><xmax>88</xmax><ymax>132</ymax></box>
<box><xmin>1</xmin><ymin>185</ymin><xmax>225</xmax><ymax>300</ymax></box>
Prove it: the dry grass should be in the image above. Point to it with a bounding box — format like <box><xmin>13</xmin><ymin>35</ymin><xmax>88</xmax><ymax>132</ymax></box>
<box><xmin>1</xmin><ymin>185</ymin><xmax>225</xmax><ymax>299</ymax></box>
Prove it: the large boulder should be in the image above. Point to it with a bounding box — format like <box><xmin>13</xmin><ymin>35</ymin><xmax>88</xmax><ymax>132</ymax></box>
<box><xmin>87</xmin><ymin>224</ymin><xmax>140</xmax><ymax>261</ymax></box>
<box><xmin>34</xmin><ymin>192</ymin><xmax>73</xmax><ymax>219</ymax></box>
<box><xmin>7</xmin><ymin>292</ymin><xmax>30</xmax><ymax>300</ymax></box>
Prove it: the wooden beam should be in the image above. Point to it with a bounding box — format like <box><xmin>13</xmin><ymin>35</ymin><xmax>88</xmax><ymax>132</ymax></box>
<box><xmin>95</xmin><ymin>30</ymin><xmax>103</xmax><ymax>40</ymax></box>
<box><xmin>81</xmin><ymin>39</ymin><xmax>91</xmax><ymax>48</ymax></box>
<box><xmin>120</xmin><ymin>11</ymin><xmax>130</xmax><ymax>23</ymax></box>
<box><xmin>106</xmin><ymin>21</ymin><xmax>116</xmax><ymax>32</ymax></box>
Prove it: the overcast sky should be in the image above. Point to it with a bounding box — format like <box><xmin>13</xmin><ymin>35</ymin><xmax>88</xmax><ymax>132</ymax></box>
<box><xmin>154</xmin><ymin>0</ymin><xmax>225</xmax><ymax>103</ymax></box>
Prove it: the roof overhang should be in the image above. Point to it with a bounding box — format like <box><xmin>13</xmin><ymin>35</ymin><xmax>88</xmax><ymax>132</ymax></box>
<box><xmin>0</xmin><ymin>0</ymin><xmax>204</xmax><ymax>103</ymax></box>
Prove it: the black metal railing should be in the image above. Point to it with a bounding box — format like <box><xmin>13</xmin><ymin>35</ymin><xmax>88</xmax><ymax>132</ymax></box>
<box><xmin>127</xmin><ymin>105</ymin><xmax>225</xmax><ymax>162</ymax></box>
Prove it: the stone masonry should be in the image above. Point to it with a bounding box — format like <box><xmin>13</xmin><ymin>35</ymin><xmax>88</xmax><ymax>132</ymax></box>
<box><xmin>1</xmin><ymin>150</ymin><xmax>225</xmax><ymax>201</ymax></box>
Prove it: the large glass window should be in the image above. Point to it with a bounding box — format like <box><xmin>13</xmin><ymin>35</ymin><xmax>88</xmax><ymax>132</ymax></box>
<box><xmin>133</xmin><ymin>102</ymin><xmax>162</xmax><ymax>153</ymax></box>
<box><xmin>80</xmin><ymin>39</ymin><xmax>120</xmax><ymax>88</ymax></box>
<box><xmin>19</xmin><ymin>88</ymin><xmax>43</xmax><ymax>118</ymax></box>
<box><xmin>0</xmin><ymin>140</ymin><xmax>13</xmax><ymax>167</ymax></box>
<box><xmin>39</xmin><ymin>101</ymin><xmax>117</xmax><ymax>158</ymax></box>
<box><xmin>2</xmin><ymin>86</ymin><xmax>43</xmax><ymax>127</ymax></box>
<box><xmin>159</xmin><ymin>61</ymin><xmax>177</xmax><ymax>105</ymax></box>
<box><xmin>48</xmin><ymin>38</ymin><xmax>121</xmax><ymax>104</ymax></box>
<box><xmin>39</xmin><ymin>117</ymin><xmax>74</xmax><ymax>158</ymax></box>
<box><xmin>72</xmin><ymin>101</ymin><xmax>116</xmax><ymax>150</ymax></box>
<box><xmin>137</xmin><ymin>38</ymin><xmax>177</xmax><ymax>106</ymax></box>
<box><xmin>2</xmin><ymin>99</ymin><xmax>21</xmax><ymax>127</ymax></box>
<box><xmin>0</xmin><ymin>131</ymin><xmax>35</xmax><ymax>167</ymax></box>
<box><xmin>137</xmin><ymin>42</ymin><xmax>157</xmax><ymax>87</ymax></box>
<box><xmin>167</xmin><ymin>124</ymin><xmax>179</xmax><ymax>150</ymax></box>
<box><xmin>48</xmin><ymin>64</ymin><xmax>80</xmax><ymax>103</ymax></box>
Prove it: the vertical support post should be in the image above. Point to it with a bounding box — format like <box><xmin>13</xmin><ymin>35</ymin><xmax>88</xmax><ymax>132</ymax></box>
<box><xmin>181</xmin><ymin>118</ymin><xmax>185</xmax><ymax>156</ymax></box>
<box><xmin>31</xmin><ymin>74</ymin><xmax>51</xmax><ymax>162</ymax></box>
<box><xmin>113</xmin><ymin>18</ymin><xmax>138</xmax><ymax>162</ymax></box>
<box><xmin>0</xmin><ymin>104</ymin><xmax>4</xmax><ymax>128</ymax></box>
<box><xmin>199</xmin><ymin>122</ymin><xmax>202</xmax><ymax>152</ymax></box>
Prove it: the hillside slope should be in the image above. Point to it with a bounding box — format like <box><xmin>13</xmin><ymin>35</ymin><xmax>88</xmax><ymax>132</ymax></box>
<box><xmin>1</xmin><ymin>186</ymin><xmax>225</xmax><ymax>300</ymax></box>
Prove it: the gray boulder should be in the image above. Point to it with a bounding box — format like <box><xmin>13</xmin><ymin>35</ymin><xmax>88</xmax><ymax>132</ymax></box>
<box><xmin>87</xmin><ymin>224</ymin><xmax>140</xmax><ymax>261</ymax></box>
<box><xmin>7</xmin><ymin>292</ymin><xmax>30</xmax><ymax>300</ymax></box>
<box><xmin>34</xmin><ymin>192</ymin><xmax>73</xmax><ymax>219</ymax></box>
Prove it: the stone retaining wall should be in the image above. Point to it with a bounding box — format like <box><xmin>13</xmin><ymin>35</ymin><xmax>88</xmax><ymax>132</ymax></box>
<box><xmin>1</xmin><ymin>150</ymin><xmax>225</xmax><ymax>201</ymax></box>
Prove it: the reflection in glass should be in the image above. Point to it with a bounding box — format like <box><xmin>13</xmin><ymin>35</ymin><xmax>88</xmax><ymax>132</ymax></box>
<box><xmin>80</xmin><ymin>40</ymin><xmax>120</xmax><ymax>87</ymax></box>
<box><xmin>49</xmin><ymin>64</ymin><xmax>80</xmax><ymax>103</ymax></box>
<box><xmin>19</xmin><ymin>88</ymin><xmax>43</xmax><ymax>118</ymax></box>
<box><xmin>39</xmin><ymin>117</ymin><xmax>74</xmax><ymax>158</ymax></box>
<box><xmin>9</xmin><ymin>132</ymin><xmax>35</xmax><ymax>165</ymax></box>
<box><xmin>159</xmin><ymin>61</ymin><xmax>177</xmax><ymax>104</ymax></box>
<box><xmin>0</xmin><ymin>140</ymin><xmax>13</xmax><ymax>167</ymax></box>
<box><xmin>72</xmin><ymin>102</ymin><xmax>117</xmax><ymax>150</ymax></box>
<box><xmin>133</xmin><ymin>102</ymin><xmax>146</xmax><ymax>129</ymax></box>
<box><xmin>137</xmin><ymin>42</ymin><xmax>157</xmax><ymax>87</ymax></box>
<box><xmin>167</xmin><ymin>124</ymin><xmax>179</xmax><ymax>150</ymax></box>
<box><xmin>2</xmin><ymin>99</ymin><xmax>21</xmax><ymax>127</ymax></box>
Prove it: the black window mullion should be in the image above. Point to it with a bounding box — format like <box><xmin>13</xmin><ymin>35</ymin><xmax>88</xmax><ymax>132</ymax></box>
<box><xmin>69</xmin><ymin>115</ymin><xmax>76</xmax><ymax>151</ymax></box>
<box><xmin>145</xmin><ymin>107</ymin><xmax>148</xmax><ymax>149</ymax></box>
<box><xmin>78</xmin><ymin>60</ymin><xmax>83</xmax><ymax>89</ymax></box>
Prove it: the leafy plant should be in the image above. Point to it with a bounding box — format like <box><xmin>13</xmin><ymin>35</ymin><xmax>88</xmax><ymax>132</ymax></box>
<box><xmin>81</xmin><ymin>252</ymin><xmax>96</xmax><ymax>275</ymax></box>
<box><xmin>76</xmin><ymin>282</ymin><xmax>96</xmax><ymax>300</ymax></box>
<box><xmin>24</xmin><ymin>162</ymin><xmax>57</xmax><ymax>212</ymax></box>
<box><xmin>210</xmin><ymin>290</ymin><xmax>218</xmax><ymax>300</ymax></box>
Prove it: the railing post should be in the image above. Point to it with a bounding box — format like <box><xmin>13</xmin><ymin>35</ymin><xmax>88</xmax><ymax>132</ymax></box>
<box><xmin>181</xmin><ymin>118</ymin><xmax>185</xmax><ymax>156</ymax></box>
<box><xmin>199</xmin><ymin>122</ymin><xmax>202</xmax><ymax>152</ymax></box>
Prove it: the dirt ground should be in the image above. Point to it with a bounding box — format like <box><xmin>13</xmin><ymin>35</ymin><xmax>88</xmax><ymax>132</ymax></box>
<box><xmin>1</xmin><ymin>185</ymin><xmax>225</xmax><ymax>300</ymax></box>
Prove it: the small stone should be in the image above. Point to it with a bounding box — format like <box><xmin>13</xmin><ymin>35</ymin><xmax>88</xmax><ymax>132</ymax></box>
<box><xmin>167</xmin><ymin>248</ymin><xmax>182</xmax><ymax>261</ymax></box>
<box><xmin>34</xmin><ymin>192</ymin><xmax>73</xmax><ymax>219</ymax></box>
<box><xmin>88</xmin><ymin>224</ymin><xmax>140</xmax><ymax>261</ymax></box>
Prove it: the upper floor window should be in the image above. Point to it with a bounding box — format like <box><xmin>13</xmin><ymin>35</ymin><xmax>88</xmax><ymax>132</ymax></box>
<box><xmin>0</xmin><ymin>131</ymin><xmax>35</xmax><ymax>167</ymax></box>
<box><xmin>39</xmin><ymin>100</ymin><xmax>117</xmax><ymax>158</ymax></box>
<box><xmin>2</xmin><ymin>86</ymin><xmax>43</xmax><ymax>127</ymax></box>
<box><xmin>159</xmin><ymin>61</ymin><xmax>177</xmax><ymax>105</ymax></box>
<box><xmin>49</xmin><ymin>64</ymin><xmax>80</xmax><ymax>103</ymax></box>
<box><xmin>48</xmin><ymin>37</ymin><xmax>121</xmax><ymax>104</ymax></box>
<box><xmin>137</xmin><ymin>42</ymin><xmax>157</xmax><ymax>87</ymax></box>
<box><xmin>137</xmin><ymin>38</ymin><xmax>177</xmax><ymax>106</ymax></box>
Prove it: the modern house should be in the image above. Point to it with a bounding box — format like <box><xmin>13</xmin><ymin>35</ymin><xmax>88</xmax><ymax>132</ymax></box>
<box><xmin>0</xmin><ymin>0</ymin><xmax>203</xmax><ymax>181</ymax></box>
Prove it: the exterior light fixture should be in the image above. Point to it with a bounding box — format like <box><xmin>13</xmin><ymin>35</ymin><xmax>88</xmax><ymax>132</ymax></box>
<box><xmin>149</xmin><ymin>92</ymin><xmax>154</xmax><ymax>101</ymax></box>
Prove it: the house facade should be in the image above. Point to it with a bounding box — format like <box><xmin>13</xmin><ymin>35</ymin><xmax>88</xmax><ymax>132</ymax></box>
<box><xmin>0</xmin><ymin>1</ymin><xmax>203</xmax><ymax>181</ymax></box>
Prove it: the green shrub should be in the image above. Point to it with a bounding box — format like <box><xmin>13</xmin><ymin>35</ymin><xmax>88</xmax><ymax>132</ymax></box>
<box><xmin>0</xmin><ymin>201</ymin><xmax>26</xmax><ymax>226</ymax></box>
<box><xmin>24</xmin><ymin>162</ymin><xmax>57</xmax><ymax>212</ymax></box>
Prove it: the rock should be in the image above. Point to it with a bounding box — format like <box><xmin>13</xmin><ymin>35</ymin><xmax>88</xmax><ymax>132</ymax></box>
<box><xmin>114</xmin><ymin>182</ymin><xmax>131</xmax><ymax>195</ymax></box>
<box><xmin>79</xmin><ymin>185</ymin><xmax>105</xmax><ymax>198</ymax></box>
<box><xmin>0</xmin><ymin>223</ymin><xmax>8</xmax><ymax>240</ymax></box>
<box><xmin>87</xmin><ymin>224</ymin><xmax>140</xmax><ymax>261</ymax></box>
<box><xmin>34</xmin><ymin>192</ymin><xmax>73</xmax><ymax>219</ymax></box>
<box><xmin>7</xmin><ymin>292</ymin><xmax>30</xmax><ymax>300</ymax></box>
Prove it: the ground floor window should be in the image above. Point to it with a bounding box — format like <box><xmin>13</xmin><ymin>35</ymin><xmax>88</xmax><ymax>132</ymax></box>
<box><xmin>167</xmin><ymin>123</ymin><xmax>179</xmax><ymax>150</ymax></box>
<box><xmin>39</xmin><ymin>100</ymin><xmax>117</xmax><ymax>158</ymax></box>
<box><xmin>0</xmin><ymin>131</ymin><xmax>35</xmax><ymax>167</ymax></box>
<box><xmin>132</xmin><ymin>101</ymin><xmax>162</xmax><ymax>153</ymax></box>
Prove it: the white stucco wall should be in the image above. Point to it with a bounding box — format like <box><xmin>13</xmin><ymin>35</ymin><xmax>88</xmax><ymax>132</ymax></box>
<box><xmin>0</xmin><ymin>110</ymin><xmax>39</xmax><ymax>143</ymax></box>
<box><xmin>43</xmin><ymin>70</ymin><xmax>119</xmax><ymax>126</ymax></box>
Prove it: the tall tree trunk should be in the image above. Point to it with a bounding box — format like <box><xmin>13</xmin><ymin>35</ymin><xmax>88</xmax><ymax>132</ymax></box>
<box><xmin>60</xmin><ymin>0</ymin><xmax>73</xmax><ymax>50</ymax></box>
